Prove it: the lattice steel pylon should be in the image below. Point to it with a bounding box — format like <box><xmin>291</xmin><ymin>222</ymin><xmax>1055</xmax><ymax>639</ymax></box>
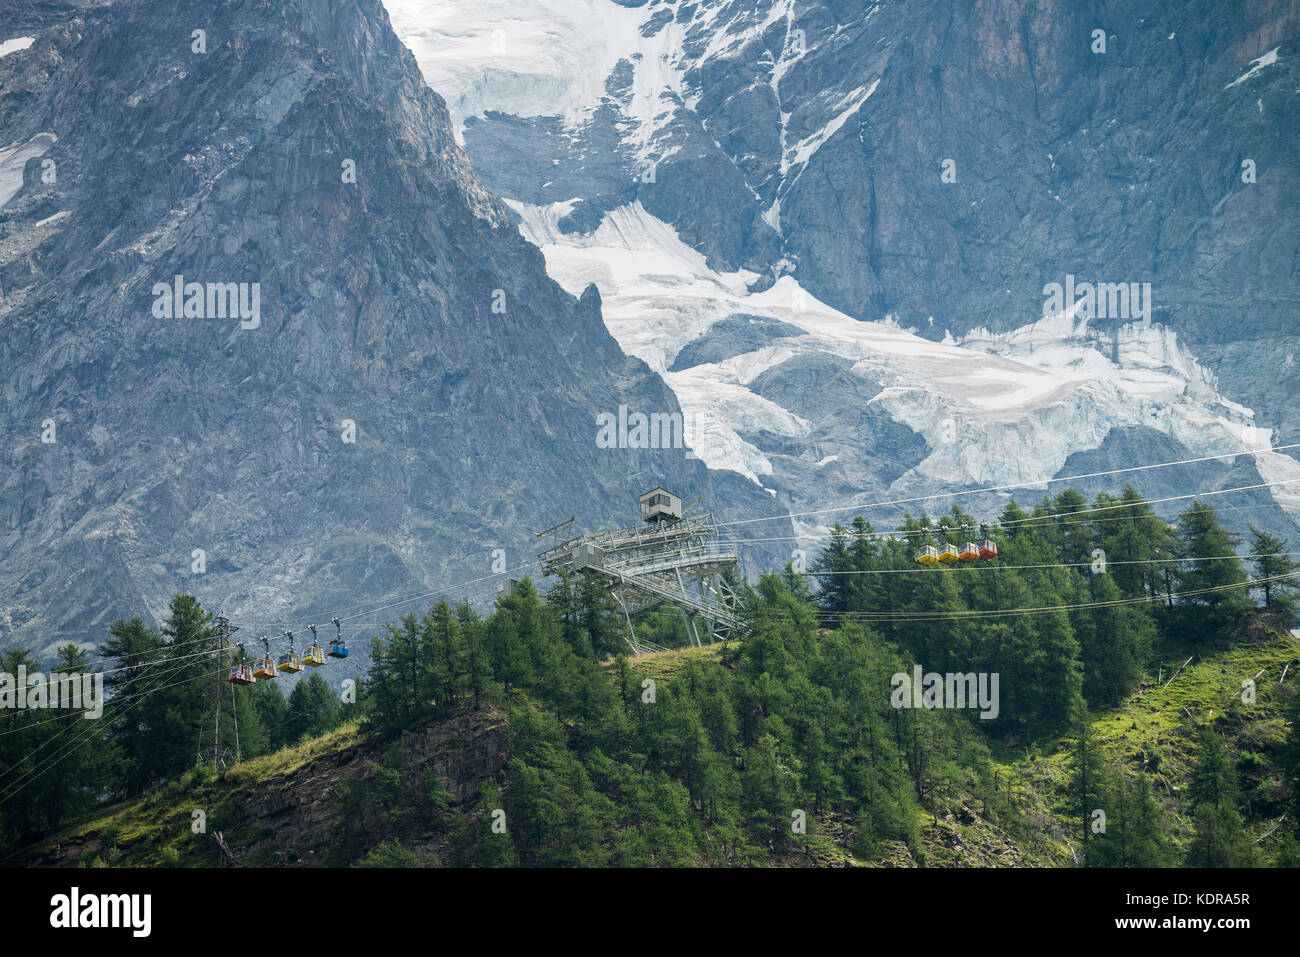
<box><xmin>537</xmin><ymin>489</ymin><xmax>742</xmax><ymax>655</ymax></box>
<box><xmin>204</xmin><ymin>613</ymin><xmax>238</xmax><ymax>769</ymax></box>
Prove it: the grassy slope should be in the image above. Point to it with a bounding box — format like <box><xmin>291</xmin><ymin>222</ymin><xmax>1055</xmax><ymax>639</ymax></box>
<box><xmin>992</xmin><ymin>623</ymin><xmax>1298</xmax><ymax>865</ymax></box>
<box><xmin>29</xmin><ymin>723</ymin><xmax>369</xmax><ymax>867</ymax></box>
<box><xmin>24</xmin><ymin>625</ymin><xmax>1298</xmax><ymax>867</ymax></box>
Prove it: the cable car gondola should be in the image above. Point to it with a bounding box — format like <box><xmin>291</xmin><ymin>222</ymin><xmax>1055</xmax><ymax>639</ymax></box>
<box><xmin>253</xmin><ymin>635</ymin><xmax>278</xmax><ymax>680</ymax></box>
<box><xmin>958</xmin><ymin>525</ymin><xmax>979</xmax><ymax>562</ymax></box>
<box><xmin>977</xmin><ymin>523</ymin><xmax>998</xmax><ymax>561</ymax></box>
<box><xmin>915</xmin><ymin>529</ymin><xmax>939</xmax><ymax>566</ymax></box>
<box><xmin>938</xmin><ymin>542</ymin><xmax>959</xmax><ymax>564</ymax></box>
<box><xmin>228</xmin><ymin>663</ymin><xmax>253</xmax><ymax>685</ymax></box>
<box><xmin>278</xmin><ymin>630</ymin><xmax>303</xmax><ymax>674</ymax></box>
<box><xmin>303</xmin><ymin>624</ymin><xmax>326</xmax><ymax>667</ymax></box>
<box><xmin>228</xmin><ymin>643</ymin><xmax>254</xmax><ymax>685</ymax></box>
<box><xmin>328</xmin><ymin>617</ymin><xmax>349</xmax><ymax>658</ymax></box>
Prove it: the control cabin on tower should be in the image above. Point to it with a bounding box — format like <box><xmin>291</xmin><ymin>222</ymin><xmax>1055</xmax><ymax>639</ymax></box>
<box><xmin>639</xmin><ymin>487</ymin><xmax>682</xmax><ymax>524</ymax></box>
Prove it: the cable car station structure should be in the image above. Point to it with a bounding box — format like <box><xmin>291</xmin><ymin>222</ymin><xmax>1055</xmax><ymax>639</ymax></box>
<box><xmin>536</xmin><ymin>488</ymin><xmax>742</xmax><ymax>655</ymax></box>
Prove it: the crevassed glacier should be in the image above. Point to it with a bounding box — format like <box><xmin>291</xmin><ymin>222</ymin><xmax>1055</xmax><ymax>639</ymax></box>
<box><xmin>508</xmin><ymin>198</ymin><xmax>1297</xmax><ymax>523</ymax></box>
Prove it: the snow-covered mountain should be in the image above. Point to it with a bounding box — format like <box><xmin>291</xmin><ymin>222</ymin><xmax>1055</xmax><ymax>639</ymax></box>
<box><xmin>2</xmin><ymin>0</ymin><xmax>1294</xmax><ymax>655</ymax></box>
<box><xmin>385</xmin><ymin>0</ymin><xmax>1300</xmax><ymax>541</ymax></box>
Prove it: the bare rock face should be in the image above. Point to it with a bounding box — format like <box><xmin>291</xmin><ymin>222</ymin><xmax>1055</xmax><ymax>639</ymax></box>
<box><xmin>397</xmin><ymin>0</ymin><xmax>1299</xmax><ymax>547</ymax></box>
<box><xmin>459</xmin><ymin>0</ymin><xmax>1298</xmax><ymax>342</ymax></box>
<box><xmin>0</xmin><ymin>0</ymin><xmax>791</xmax><ymax>656</ymax></box>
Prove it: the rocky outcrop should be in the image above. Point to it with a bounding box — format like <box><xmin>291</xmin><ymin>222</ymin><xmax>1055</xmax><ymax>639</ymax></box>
<box><xmin>28</xmin><ymin>707</ymin><xmax>511</xmax><ymax>867</ymax></box>
<box><xmin>0</xmin><ymin>0</ymin><xmax>790</xmax><ymax>657</ymax></box>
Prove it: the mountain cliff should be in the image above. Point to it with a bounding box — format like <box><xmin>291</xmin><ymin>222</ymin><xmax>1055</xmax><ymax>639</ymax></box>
<box><xmin>0</xmin><ymin>0</ymin><xmax>789</xmax><ymax>656</ymax></box>
<box><xmin>385</xmin><ymin>0</ymin><xmax>1300</xmax><ymax>545</ymax></box>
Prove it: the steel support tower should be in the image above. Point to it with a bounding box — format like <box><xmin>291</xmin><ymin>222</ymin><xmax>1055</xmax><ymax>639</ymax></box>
<box><xmin>537</xmin><ymin>492</ymin><xmax>742</xmax><ymax>655</ymax></box>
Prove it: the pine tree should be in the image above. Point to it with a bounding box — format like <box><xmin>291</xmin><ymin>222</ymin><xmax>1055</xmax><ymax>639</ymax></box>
<box><xmin>1068</xmin><ymin>704</ymin><xmax>1112</xmax><ymax>867</ymax></box>
<box><xmin>889</xmin><ymin>534</ymin><xmax>968</xmax><ymax>672</ymax></box>
<box><xmin>6</xmin><ymin>645</ymin><xmax>107</xmax><ymax>841</ymax></box>
<box><xmin>1090</xmin><ymin>772</ymin><xmax>1173</xmax><ymax>867</ymax></box>
<box><xmin>1278</xmin><ymin>689</ymin><xmax>1300</xmax><ymax>841</ymax></box>
<box><xmin>1189</xmin><ymin>727</ymin><xmax>1234</xmax><ymax>809</ymax></box>
<box><xmin>546</xmin><ymin>568</ymin><xmax>578</xmax><ymax>640</ymax></box>
<box><xmin>492</xmin><ymin>580</ymin><xmax>547</xmax><ymax>690</ymax></box>
<box><xmin>476</xmin><ymin>779</ymin><xmax>518</xmax><ymax>866</ymax></box>
<box><xmin>426</xmin><ymin>601</ymin><xmax>464</xmax><ymax>710</ymax></box>
<box><xmin>1076</xmin><ymin>573</ymin><xmax>1154</xmax><ymax>706</ymax></box>
<box><xmin>285</xmin><ymin>672</ymin><xmax>340</xmax><ymax>743</ymax></box>
<box><xmin>1125</xmin><ymin>774</ymin><xmax>1173</xmax><ymax>866</ymax></box>
<box><xmin>1247</xmin><ymin>525</ymin><xmax>1300</xmax><ymax>626</ymax></box>
<box><xmin>1184</xmin><ymin>728</ymin><xmax>1261</xmax><ymax>866</ymax></box>
<box><xmin>367</xmin><ymin>610</ymin><xmax>436</xmax><ymax>730</ymax></box>
<box><xmin>0</xmin><ymin>648</ymin><xmax>51</xmax><ymax>849</ymax></box>
<box><xmin>250</xmin><ymin>680</ymin><xmax>290</xmax><ymax>750</ymax></box>
<box><xmin>1050</xmin><ymin>488</ymin><xmax>1095</xmax><ymax>567</ymax></box>
<box><xmin>226</xmin><ymin>673</ymin><xmax>268</xmax><ymax>760</ymax></box>
<box><xmin>97</xmin><ymin>616</ymin><xmax>166</xmax><ymax>796</ymax></box>
<box><xmin>456</xmin><ymin>602</ymin><xmax>491</xmax><ymax>710</ymax></box>
<box><xmin>148</xmin><ymin>595</ymin><xmax>215</xmax><ymax>781</ymax></box>
<box><xmin>1098</xmin><ymin>486</ymin><xmax>1174</xmax><ymax>602</ymax></box>
<box><xmin>813</xmin><ymin>523</ymin><xmax>853</xmax><ymax>614</ymax></box>
<box><xmin>1173</xmin><ymin>502</ymin><xmax>1254</xmax><ymax>636</ymax></box>
<box><xmin>576</xmin><ymin>571</ymin><xmax>625</xmax><ymax>658</ymax></box>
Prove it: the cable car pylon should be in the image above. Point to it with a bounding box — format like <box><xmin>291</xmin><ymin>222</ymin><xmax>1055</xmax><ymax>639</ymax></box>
<box><xmin>537</xmin><ymin>487</ymin><xmax>742</xmax><ymax>655</ymax></box>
